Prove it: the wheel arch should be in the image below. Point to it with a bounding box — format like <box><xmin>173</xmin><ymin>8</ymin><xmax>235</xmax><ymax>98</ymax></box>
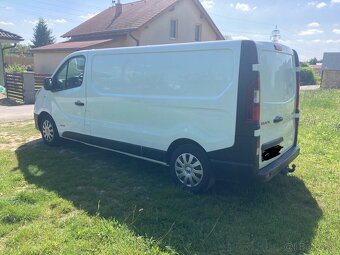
<box><xmin>37</xmin><ymin>111</ymin><xmax>53</xmax><ymax>130</ymax></box>
<box><xmin>166</xmin><ymin>138</ymin><xmax>207</xmax><ymax>163</ymax></box>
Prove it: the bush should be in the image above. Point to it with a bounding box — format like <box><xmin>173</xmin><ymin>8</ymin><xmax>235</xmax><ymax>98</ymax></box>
<box><xmin>5</xmin><ymin>64</ymin><xmax>27</xmax><ymax>73</ymax></box>
<box><xmin>300</xmin><ymin>65</ymin><xmax>317</xmax><ymax>85</ymax></box>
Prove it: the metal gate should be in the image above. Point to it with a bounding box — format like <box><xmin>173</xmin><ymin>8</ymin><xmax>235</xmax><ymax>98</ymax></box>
<box><xmin>5</xmin><ymin>73</ymin><xmax>24</xmax><ymax>103</ymax></box>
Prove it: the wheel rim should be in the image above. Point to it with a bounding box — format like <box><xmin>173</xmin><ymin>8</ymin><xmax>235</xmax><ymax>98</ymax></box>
<box><xmin>175</xmin><ymin>153</ymin><xmax>204</xmax><ymax>187</ymax></box>
<box><xmin>42</xmin><ymin>120</ymin><xmax>54</xmax><ymax>142</ymax></box>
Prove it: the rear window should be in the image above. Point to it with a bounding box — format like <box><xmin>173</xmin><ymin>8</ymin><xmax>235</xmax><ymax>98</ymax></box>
<box><xmin>260</xmin><ymin>51</ymin><xmax>295</xmax><ymax>103</ymax></box>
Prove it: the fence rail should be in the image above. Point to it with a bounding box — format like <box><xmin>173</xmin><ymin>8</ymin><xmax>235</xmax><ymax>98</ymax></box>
<box><xmin>34</xmin><ymin>73</ymin><xmax>51</xmax><ymax>92</ymax></box>
<box><xmin>5</xmin><ymin>72</ymin><xmax>51</xmax><ymax>104</ymax></box>
<box><xmin>5</xmin><ymin>73</ymin><xmax>24</xmax><ymax>103</ymax></box>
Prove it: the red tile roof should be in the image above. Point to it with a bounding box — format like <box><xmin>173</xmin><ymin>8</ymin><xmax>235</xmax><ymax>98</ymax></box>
<box><xmin>0</xmin><ymin>29</ymin><xmax>23</xmax><ymax>42</ymax></box>
<box><xmin>31</xmin><ymin>39</ymin><xmax>113</xmax><ymax>52</ymax></box>
<box><xmin>62</xmin><ymin>0</ymin><xmax>223</xmax><ymax>39</ymax></box>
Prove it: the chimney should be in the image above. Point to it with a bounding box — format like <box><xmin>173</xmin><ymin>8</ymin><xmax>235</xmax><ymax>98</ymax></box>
<box><xmin>115</xmin><ymin>0</ymin><xmax>122</xmax><ymax>18</ymax></box>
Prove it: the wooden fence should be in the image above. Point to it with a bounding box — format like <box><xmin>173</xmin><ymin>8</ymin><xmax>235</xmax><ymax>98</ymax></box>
<box><xmin>34</xmin><ymin>73</ymin><xmax>51</xmax><ymax>92</ymax></box>
<box><xmin>5</xmin><ymin>73</ymin><xmax>24</xmax><ymax>103</ymax></box>
<box><xmin>5</xmin><ymin>72</ymin><xmax>51</xmax><ymax>104</ymax></box>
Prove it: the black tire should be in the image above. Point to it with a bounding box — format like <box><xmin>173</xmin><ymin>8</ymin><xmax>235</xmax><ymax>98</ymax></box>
<box><xmin>39</xmin><ymin>115</ymin><xmax>61</xmax><ymax>146</ymax></box>
<box><xmin>170</xmin><ymin>144</ymin><xmax>215</xmax><ymax>193</ymax></box>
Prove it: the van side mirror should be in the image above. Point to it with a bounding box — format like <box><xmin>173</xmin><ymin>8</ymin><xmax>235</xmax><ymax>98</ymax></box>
<box><xmin>44</xmin><ymin>78</ymin><xmax>53</xmax><ymax>91</ymax></box>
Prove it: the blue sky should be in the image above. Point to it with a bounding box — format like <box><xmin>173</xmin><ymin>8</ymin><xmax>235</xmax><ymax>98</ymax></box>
<box><xmin>1</xmin><ymin>0</ymin><xmax>340</xmax><ymax>60</ymax></box>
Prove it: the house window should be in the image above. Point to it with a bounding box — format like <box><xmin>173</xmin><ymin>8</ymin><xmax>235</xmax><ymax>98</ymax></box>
<box><xmin>195</xmin><ymin>25</ymin><xmax>202</xmax><ymax>41</ymax></box>
<box><xmin>170</xmin><ymin>20</ymin><xmax>178</xmax><ymax>39</ymax></box>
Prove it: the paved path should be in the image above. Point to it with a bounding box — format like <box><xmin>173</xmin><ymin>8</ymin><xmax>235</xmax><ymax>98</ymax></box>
<box><xmin>0</xmin><ymin>95</ymin><xmax>34</xmax><ymax>123</ymax></box>
<box><xmin>0</xmin><ymin>104</ymin><xmax>34</xmax><ymax>123</ymax></box>
<box><xmin>300</xmin><ymin>85</ymin><xmax>320</xmax><ymax>90</ymax></box>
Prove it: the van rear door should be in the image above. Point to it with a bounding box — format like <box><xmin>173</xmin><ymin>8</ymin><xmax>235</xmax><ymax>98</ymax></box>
<box><xmin>257</xmin><ymin>43</ymin><xmax>298</xmax><ymax>169</ymax></box>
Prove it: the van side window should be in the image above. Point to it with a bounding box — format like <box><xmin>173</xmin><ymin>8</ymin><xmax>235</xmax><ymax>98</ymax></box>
<box><xmin>54</xmin><ymin>56</ymin><xmax>86</xmax><ymax>90</ymax></box>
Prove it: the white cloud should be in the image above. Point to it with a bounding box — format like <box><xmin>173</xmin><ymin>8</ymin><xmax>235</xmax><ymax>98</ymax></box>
<box><xmin>200</xmin><ymin>0</ymin><xmax>215</xmax><ymax>10</ymax></box>
<box><xmin>325</xmin><ymin>39</ymin><xmax>340</xmax><ymax>43</ymax></box>
<box><xmin>235</xmin><ymin>3</ymin><xmax>250</xmax><ymax>11</ymax></box>
<box><xmin>230</xmin><ymin>3</ymin><xmax>257</xmax><ymax>12</ymax></box>
<box><xmin>308</xmin><ymin>1</ymin><xmax>327</xmax><ymax>8</ymax></box>
<box><xmin>0</xmin><ymin>21</ymin><xmax>14</xmax><ymax>25</ymax></box>
<box><xmin>333</xmin><ymin>29</ymin><xmax>340</xmax><ymax>34</ymax></box>
<box><xmin>297</xmin><ymin>39</ymin><xmax>304</xmax><ymax>42</ymax></box>
<box><xmin>80</xmin><ymin>13</ymin><xmax>99</xmax><ymax>19</ymax></box>
<box><xmin>316</xmin><ymin>2</ymin><xmax>327</xmax><ymax>8</ymax></box>
<box><xmin>298</xmin><ymin>29</ymin><xmax>324</xmax><ymax>36</ymax></box>
<box><xmin>312</xmin><ymin>39</ymin><xmax>321</xmax><ymax>42</ymax></box>
<box><xmin>5</xmin><ymin>6</ymin><xmax>12</xmax><ymax>10</ymax></box>
<box><xmin>50</xmin><ymin>19</ymin><xmax>67</xmax><ymax>24</ymax></box>
<box><xmin>24</xmin><ymin>19</ymin><xmax>38</xmax><ymax>25</ymax></box>
<box><xmin>331</xmin><ymin>0</ymin><xmax>340</xmax><ymax>3</ymax></box>
<box><xmin>308</xmin><ymin>1</ymin><xmax>318</xmax><ymax>6</ymax></box>
<box><xmin>308</xmin><ymin>22</ymin><xmax>320</xmax><ymax>28</ymax></box>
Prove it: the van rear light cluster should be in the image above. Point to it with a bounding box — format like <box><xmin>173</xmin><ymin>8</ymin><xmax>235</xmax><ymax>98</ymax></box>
<box><xmin>253</xmin><ymin>88</ymin><xmax>260</xmax><ymax>123</ymax></box>
<box><xmin>249</xmin><ymin>77</ymin><xmax>261</xmax><ymax>124</ymax></box>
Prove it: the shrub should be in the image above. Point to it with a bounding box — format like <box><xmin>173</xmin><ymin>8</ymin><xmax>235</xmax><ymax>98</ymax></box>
<box><xmin>300</xmin><ymin>65</ymin><xmax>317</xmax><ymax>85</ymax></box>
<box><xmin>5</xmin><ymin>64</ymin><xmax>27</xmax><ymax>74</ymax></box>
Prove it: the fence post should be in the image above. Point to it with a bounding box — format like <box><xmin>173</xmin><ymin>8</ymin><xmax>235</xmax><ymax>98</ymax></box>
<box><xmin>22</xmin><ymin>72</ymin><xmax>35</xmax><ymax>104</ymax></box>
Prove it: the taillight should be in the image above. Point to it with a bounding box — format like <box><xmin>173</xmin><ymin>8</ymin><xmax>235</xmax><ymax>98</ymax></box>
<box><xmin>252</xmin><ymin>77</ymin><xmax>261</xmax><ymax>123</ymax></box>
<box><xmin>247</xmin><ymin>74</ymin><xmax>260</xmax><ymax>125</ymax></box>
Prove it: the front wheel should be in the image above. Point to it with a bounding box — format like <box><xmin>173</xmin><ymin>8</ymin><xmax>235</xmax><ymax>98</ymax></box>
<box><xmin>40</xmin><ymin>115</ymin><xmax>61</xmax><ymax>146</ymax></box>
<box><xmin>170</xmin><ymin>144</ymin><xmax>215</xmax><ymax>193</ymax></box>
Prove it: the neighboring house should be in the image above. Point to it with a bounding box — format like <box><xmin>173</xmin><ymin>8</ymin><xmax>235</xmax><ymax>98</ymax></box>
<box><xmin>321</xmin><ymin>52</ymin><xmax>340</xmax><ymax>89</ymax></box>
<box><xmin>32</xmin><ymin>0</ymin><xmax>223</xmax><ymax>74</ymax></box>
<box><xmin>0</xmin><ymin>29</ymin><xmax>24</xmax><ymax>86</ymax></box>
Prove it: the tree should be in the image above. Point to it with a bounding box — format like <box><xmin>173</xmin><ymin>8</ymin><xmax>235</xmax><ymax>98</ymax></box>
<box><xmin>300</xmin><ymin>64</ymin><xmax>318</xmax><ymax>85</ymax></box>
<box><xmin>31</xmin><ymin>18</ymin><xmax>55</xmax><ymax>48</ymax></box>
<box><xmin>309</xmin><ymin>57</ymin><xmax>318</xmax><ymax>65</ymax></box>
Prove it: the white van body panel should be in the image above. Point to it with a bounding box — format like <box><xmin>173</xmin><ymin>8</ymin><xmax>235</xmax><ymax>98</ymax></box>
<box><xmin>85</xmin><ymin>42</ymin><xmax>241</xmax><ymax>152</ymax></box>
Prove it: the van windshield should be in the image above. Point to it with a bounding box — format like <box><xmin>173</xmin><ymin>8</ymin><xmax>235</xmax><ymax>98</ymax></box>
<box><xmin>260</xmin><ymin>52</ymin><xmax>295</xmax><ymax>103</ymax></box>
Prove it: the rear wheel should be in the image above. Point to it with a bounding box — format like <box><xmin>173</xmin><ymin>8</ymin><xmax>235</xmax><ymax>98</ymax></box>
<box><xmin>40</xmin><ymin>115</ymin><xmax>61</xmax><ymax>146</ymax></box>
<box><xmin>170</xmin><ymin>144</ymin><xmax>214</xmax><ymax>193</ymax></box>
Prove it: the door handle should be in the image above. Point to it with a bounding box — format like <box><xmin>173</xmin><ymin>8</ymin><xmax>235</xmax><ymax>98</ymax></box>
<box><xmin>75</xmin><ymin>100</ymin><xmax>85</xmax><ymax>106</ymax></box>
<box><xmin>273</xmin><ymin>116</ymin><xmax>284</xmax><ymax>123</ymax></box>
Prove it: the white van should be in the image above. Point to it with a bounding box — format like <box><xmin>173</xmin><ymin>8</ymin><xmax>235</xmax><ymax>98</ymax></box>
<box><xmin>34</xmin><ymin>40</ymin><xmax>300</xmax><ymax>192</ymax></box>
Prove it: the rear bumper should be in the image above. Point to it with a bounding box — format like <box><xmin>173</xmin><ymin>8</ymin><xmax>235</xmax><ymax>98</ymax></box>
<box><xmin>210</xmin><ymin>146</ymin><xmax>300</xmax><ymax>181</ymax></box>
<box><xmin>256</xmin><ymin>146</ymin><xmax>300</xmax><ymax>181</ymax></box>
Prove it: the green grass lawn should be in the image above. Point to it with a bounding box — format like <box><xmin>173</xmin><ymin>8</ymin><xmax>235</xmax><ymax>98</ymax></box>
<box><xmin>0</xmin><ymin>90</ymin><xmax>339</xmax><ymax>255</ymax></box>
